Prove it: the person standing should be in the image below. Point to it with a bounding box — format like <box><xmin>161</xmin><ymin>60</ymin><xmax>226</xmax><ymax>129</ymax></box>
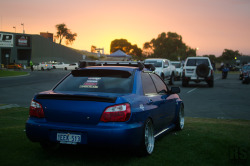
<box><xmin>30</xmin><ymin>61</ymin><xmax>34</xmax><ymax>71</ymax></box>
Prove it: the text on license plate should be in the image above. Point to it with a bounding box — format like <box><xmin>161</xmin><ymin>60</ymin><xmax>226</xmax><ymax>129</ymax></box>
<box><xmin>57</xmin><ymin>133</ymin><xmax>81</xmax><ymax>144</ymax></box>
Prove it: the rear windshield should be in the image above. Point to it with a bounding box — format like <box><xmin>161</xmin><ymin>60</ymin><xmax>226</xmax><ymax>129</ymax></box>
<box><xmin>54</xmin><ymin>69</ymin><xmax>134</xmax><ymax>94</ymax></box>
<box><xmin>172</xmin><ymin>62</ymin><xmax>181</xmax><ymax>68</ymax></box>
<box><xmin>186</xmin><ymin>59</ymin><xmax>209</xmax><ymax>66</ymax></box>
<box><xmin>145</xmin><ymin>60</ymin><xmax>162</xmax><ymax>67</ymax></box>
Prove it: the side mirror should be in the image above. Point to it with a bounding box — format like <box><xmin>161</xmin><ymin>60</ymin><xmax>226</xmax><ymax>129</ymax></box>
<box><xmin>164</xmin><ymin>65</ymin><xmax>168</xmax><ymax>68</ymax></box>
<box><xmin>170</xmin><ymin>87</ymin><xmax>180</xmax><ymax>94</ymax></box>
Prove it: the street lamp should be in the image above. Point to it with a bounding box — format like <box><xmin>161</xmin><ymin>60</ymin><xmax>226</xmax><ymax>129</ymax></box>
<box><xmin>13</xmin><ymin>26</ymin><xmax>16</xmax><ymax>33</ymax></box>
<box><xmin>196</xmin><ymin>47</ymin><xmax>199</xmax><ymax>56</ymax></box>
<box><xmin>21</xmin><ymin>23</ymin><xmax>25</xmax><ymax>34</ymax></box>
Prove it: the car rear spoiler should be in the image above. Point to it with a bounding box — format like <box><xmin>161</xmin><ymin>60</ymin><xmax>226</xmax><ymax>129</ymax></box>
<box><xmin>78</xmin><ymin>61</ymin><xmax>155</xmax><ymax>71</ymax></box>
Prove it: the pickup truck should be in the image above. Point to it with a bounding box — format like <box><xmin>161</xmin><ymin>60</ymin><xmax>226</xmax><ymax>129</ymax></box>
<box><xmin>33</xmin><ymin>62</ymin><xmax>52</xmax><ymax>71</ymax></box>
<box><xmin>144</xmin><ymin>58</ymin><xmax>176</xmax><ymax>85</ymax></box>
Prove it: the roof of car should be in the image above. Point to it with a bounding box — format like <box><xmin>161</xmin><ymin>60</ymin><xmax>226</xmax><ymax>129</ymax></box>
<box><xmin>82</xmin><ymin>65</ymin><xmax>138</xmax><ymax>72</ymax></box>
<box><xmin>186</xmin><ymin>57</ymin><xmax>210</xmax><ymax>59</ymax></box>
<box><xmin>78</xmin><ymin>60</ymin><xmax>155</xmax><ymax>71</ymax></box>
<box><xmin>145</xmin><ymin>58</ymin><xmax>169</xmax><ymax>61</ymax></box>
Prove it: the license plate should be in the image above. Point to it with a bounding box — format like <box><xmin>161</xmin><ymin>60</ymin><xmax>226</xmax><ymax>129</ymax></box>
<box><xmin>57</xmin><ymin>133</ymin><xmax>81</xmax><ymax>144</ymax></box>
<box><xmin>191</xmin><ymin>76</ymin><xmax>197</xmax><ymax>79</ymax></box>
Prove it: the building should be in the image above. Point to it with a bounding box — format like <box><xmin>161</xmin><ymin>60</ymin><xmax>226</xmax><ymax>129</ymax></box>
<box><xmin>0</xmin><ymin>31</ymin><xmax>83</xmax><ymax>67</ymax></box>
<box><xmin>0</xmin><ymin>32</ymin><xmax>32</xmax><ymax>66</ymax></box>
<box><xmin>40</xmin><ymin>32</ymin><xmax>53</xmax><ymax>41</ymax></box>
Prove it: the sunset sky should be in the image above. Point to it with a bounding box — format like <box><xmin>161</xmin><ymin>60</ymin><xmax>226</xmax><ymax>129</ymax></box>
<box><xmin>1</xmin><ymin>0</ymin><xmax>250</xmax><ymax>56</ymax></box>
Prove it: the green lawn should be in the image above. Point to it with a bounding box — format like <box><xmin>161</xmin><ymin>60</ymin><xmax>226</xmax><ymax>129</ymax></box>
<box><xmin>0</xmin><ymin>107</ymin><xmax>249</xmax><ymax>166</ymax></box>
<box><xmin>0</xmin><ymin>70</ymin><xmax>28</xmax><ymax>77</ymax></box>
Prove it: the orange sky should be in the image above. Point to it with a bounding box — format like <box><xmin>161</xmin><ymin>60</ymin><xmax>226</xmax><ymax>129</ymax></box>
<box><xmin>1</xmin><ymin>0</ymin><xmax>250</xmax><ymax>56</ymax></box>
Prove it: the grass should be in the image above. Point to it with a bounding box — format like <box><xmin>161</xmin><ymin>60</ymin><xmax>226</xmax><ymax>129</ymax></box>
<box><xmin>0</xmin><ymin>70</ymin><xmax>28</xmax><ymax>77</ymax></box>
<box><xmin>0</xmin><ymin>107</ymin><xmax>249</xmax><ymax>166</ymax></box>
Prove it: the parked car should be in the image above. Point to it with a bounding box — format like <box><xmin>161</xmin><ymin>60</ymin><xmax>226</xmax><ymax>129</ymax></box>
<box><xmin>171</xmin><ymin>61</ymin><xmax>183</xmax><ymax>80</ymax></box>
<box><xmin>144</xmin><ymin>58</ymin><xmax>176</xmax><ymax>85</ymax></box>
<box><xmin>182</xmin><ymin>57</ymin><xmax>214</xmax><ymax>87</ymax></box>
<box><xmin>239</xmin><ymin>64</ymin><xmax>250</xmax><ymax>80</ymax></box>
<box><xmin>25</xmin><ymin>61</ymin><xmax>184</xmax><ymax>155</ymax></box>
<box><xmin>52</xmin><ymin>62</ymin><xmax>69</xmax><ymax>69</ymax></box>
<box><xmin>64</xmin><ymin>63</ymin><xmax>78</xmax><ymax>70</ymax></box>
<box><xmin>241</xmin><ymin>64</ymin><xmax>250</xmax><ymax>84</ymax></box>
<box><xmin>33</xmin><ymin>62</ymin><xmax>52</xmax><ymax>71</ymax></box>
<box><xmin>5</xmin><ymin>63</ymin><xmax>22</xmax><ymax>69</ymax></box>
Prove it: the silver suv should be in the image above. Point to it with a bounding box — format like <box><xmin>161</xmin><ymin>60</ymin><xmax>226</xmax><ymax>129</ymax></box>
<box><xmin>182</xmin><ymin>57</ymin><xmax>214</xmax><ymax>87</ymax></box>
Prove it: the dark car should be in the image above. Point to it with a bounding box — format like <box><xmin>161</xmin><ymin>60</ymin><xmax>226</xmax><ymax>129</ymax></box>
<box><xmin>25</xmin><ymin>61</ymin><xmax>184</xmax><ymax>155</ymax></box>
<box><xmin>241</xmin><ymin>64</ymin><xmax>250</xmax><ymax>84</ymax></box>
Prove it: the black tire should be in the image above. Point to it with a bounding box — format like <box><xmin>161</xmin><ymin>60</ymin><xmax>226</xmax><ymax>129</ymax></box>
<box><xmin>64</xmin><ymin>67</ymin><xmax>67</xmax><ymax>70</ymax></box>
<box><xmin>208</xmin><ymin>77</ymin><xmax>214</xmax><ymax>87</ymax></box>
<box><xmin>169</xmin><ymin>73</ymin><xmax>175</xmax><ymax>85</ymax></box>
<box><xmin>139</xmin><ymin>119</ymin><xmax>155</xmax><ymax>156</ymax></box>
<box><xmin>161</xmin><ymin>73</ymin><xmax>165</xmax><ymax>81</ymax></box>
<box><xmin>196</xmin><ymin>64</ymin><xmax>209</xmax><ymax>77</ymax></box>
<box><xmin>175</xmin><ymin>105</ymin><xmax>184</xmax><ymax>131</ymax></box>
<box><xmin>246</xmin><ymin>78</ymin><xmax>250</xmax><ymax>84</ymax></box>
<box><xmin>182</xmin><ymin>80</ymin><xmax>188</xmax><ymax>87</ymax></box>
<box><xmin>41</xmin><ymin>67</ymin><xmax>44</xmax><ymax>71</ymax></box>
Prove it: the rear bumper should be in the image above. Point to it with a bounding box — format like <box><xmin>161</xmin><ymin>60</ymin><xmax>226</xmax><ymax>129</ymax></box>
<box><xmin>182</xmin><ymin>76</ymin><xmax>213</xmax><ymax>81</ymax></box>
<box><xmin>25</xmin><ymin>118</ymin><xmax>144</xmax><ymax>148</ymax></box>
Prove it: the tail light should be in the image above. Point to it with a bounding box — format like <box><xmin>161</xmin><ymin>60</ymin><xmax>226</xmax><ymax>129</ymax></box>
<box><xmin>29</xmin><ymin>100</ymin><xmax>45</xmax><ymax>118</ymax></box>
<box><xmin>100</xmin><ymin>103</ymin><xmax>131</xmax><ymax>122</ymax></box>
<box><xmin>210</xmin><ymin>69</ymin><xmax>213</xmax><ymax>76</ymax></box>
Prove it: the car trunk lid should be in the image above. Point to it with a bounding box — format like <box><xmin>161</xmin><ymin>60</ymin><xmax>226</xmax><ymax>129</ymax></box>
<box><xmin>35</xmin><ymin>93</ymin><xmax>119</xmax><ymax>125</ymax></box>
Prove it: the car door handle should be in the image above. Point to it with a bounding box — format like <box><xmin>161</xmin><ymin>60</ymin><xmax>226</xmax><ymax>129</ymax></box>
<box><xmin>147</xmin><ymin>99</ymin><xmax>153</xmax><ymax>105</ymax></box>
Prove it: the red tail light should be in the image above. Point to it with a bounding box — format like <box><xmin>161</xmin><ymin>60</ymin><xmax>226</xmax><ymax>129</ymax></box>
<box><xmin>29</xmin><ymin>100</ymin><xmax>45</xmax><ymax>118</ymax></box>
<box><xmin>100</xmin><ymin>103</ymin><xmax>131</xmax><ymax>122</ymax></box>
<box><xmin>210</xmin><ymin>69</ymin><xmax>213</xmax><ymax>76</ymax></box>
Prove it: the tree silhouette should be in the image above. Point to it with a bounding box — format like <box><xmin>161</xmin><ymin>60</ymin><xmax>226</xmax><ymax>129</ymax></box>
<box><xmin>55</xmin><ymin>23</ymin><xmax>77</xmax><ymax>45</ymax></box>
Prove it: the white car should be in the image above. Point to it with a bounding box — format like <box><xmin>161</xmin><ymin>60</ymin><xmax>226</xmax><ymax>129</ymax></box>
<box><xmin>33</xmin><ymin>62</ymin><xmax>52</xmax><ymax>71</ymax></box>
<box><xmin>182</xmin><ymin>57</ymin><xmax>214</xmax><ymax>87</ymax></box>
<box><xmin>144</xmin><ymin>58</ymin><xmax>176</xmax><ymax>85</ymax></box>
<box><xmin>64</xmin><ymin>63</ymin><xmax>78</xmax><ymax>70</ymax></box>
<box><xmin>171</xmin><ymin>61</ymin><xmax>183</xmax><ymax>80</ymax></box>
<box><xmin>52</xmin><ymin>62</ymin><xmax>69</xmax><ymax>69</ymax></box>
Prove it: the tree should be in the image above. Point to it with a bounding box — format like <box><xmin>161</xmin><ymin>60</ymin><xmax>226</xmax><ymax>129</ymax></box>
<box><xmin>110</xmin><ymin>39</ymin><xmax>142</xmax><ymax>59</ymax></box>
<box><xmin>55</xmin><ymin>23</ymin><xmax>77</xmax><ymax>45</ymax></box>
<box><xmin>65</xmin><ymin>32</ymin><xmax>77</xmax><ymax>45</ymax></box>
<box><xmin>91</xmin><ymin>45</ymin><xmax>97</xmax><ymax>53</ymax></box>
<box><xmin>203</xmin><ymin>54</ymin><xmax>217</xmax><ymax>63</ymax></box>
<box><xmin>143</xmin><ymin>32</ymin><xmax>196</xmax><ymax>60</ymax></box>
<box><xmin>220</xmin><ymin>49</ymin><xmax>241</xmax><ymax>62</ymax></box>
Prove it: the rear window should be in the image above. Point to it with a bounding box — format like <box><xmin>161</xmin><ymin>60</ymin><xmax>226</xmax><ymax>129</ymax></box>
<box><xmin>54</xmin><ymin>69</ymin><xmax>134</xmax><ymax>94</ymax></box>
<box><xmin>186</xmin><ymin>59</ymin><xmax>209</xmax><ymax>66</ymax></box>
<box><xmin>172</xmin><ymin>62</ymin><xmax>181</xmax><ymax>68</ymax></box>
<box><xmin>145</xmin><ymin>60</ymin><xmax>162</xmax><ymax>67</ymax></box>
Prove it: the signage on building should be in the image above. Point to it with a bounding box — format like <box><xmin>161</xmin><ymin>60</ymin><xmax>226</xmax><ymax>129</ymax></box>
<box><xmin>16</xmin><ymin>35</ymin><xmax>31</xmax><ymax>47</ymax></box>
<box><xmin>0</xmin><ymin>33</ymin><xmax>14</xmax><ymax>47</ymax></box>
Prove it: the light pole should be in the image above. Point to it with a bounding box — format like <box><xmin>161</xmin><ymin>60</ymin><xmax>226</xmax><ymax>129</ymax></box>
<box><xmin>13</xmin><ymin>26</ymin><xmax>16</xmax><ymax>33</ymax></box>
<box><xmin>196</xmin><ymin>47</ymin><xmax>199</xmax><ymax>56</ymax></box>
<box><xmin>21</xmin><ymin>23</ymin><xmax>25</xmax><ymax>34</ymax></box>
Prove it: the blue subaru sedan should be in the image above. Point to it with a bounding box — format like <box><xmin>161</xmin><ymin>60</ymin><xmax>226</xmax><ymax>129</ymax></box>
<box><xmin>25</xmin><ymin>61</ymin><xmax>184</xmax><ymax>155</ymax></box>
